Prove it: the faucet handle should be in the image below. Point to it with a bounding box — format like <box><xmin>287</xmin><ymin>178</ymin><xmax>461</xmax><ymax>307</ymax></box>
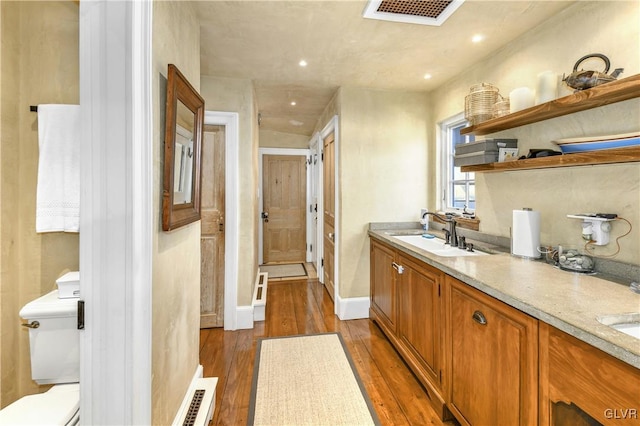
<box><xmin>443</xmin><ymin>229</ymin><xmax>451</xmax><ymax>244</ymax></box>
<box><xmin>458</xmin><ymin>236</ymin><xmax>467</xmax><ymax>249</ymax></box>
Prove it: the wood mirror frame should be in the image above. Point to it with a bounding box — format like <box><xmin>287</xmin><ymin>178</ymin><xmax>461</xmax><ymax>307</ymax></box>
<box><xmin>162</xmin><ymin>64</ymin><xmax>205</xmax><ymax>231</ymax></box>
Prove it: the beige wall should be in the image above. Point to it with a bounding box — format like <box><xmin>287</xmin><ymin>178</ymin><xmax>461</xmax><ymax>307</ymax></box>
<box><xmin>151</xmin><ymin>1</ymin><xmax>202</xmax><ymax>423</ymax></box>
<box><xmin>0</xmin><ymin>1</ymin><xmax>79</xmax><ymax>408</ymax></box>
<box><xmin>334</xmin><ymin>87</ymin><xmax>430</xmax><ymax>298</ymax></box>
<box><xmin>259</xmin><ymin>129</ymin><xmax>309</xmax><ymax>148</ymax></box>
<box><xmin>429</xmin><ymin>1</ymin><xmax>640</xmax><ymax>265</ymax></box>
<box><xmin>200</xmin><ymin>75</ymin><xmax>259</xmax><ymax>306</ymax></box>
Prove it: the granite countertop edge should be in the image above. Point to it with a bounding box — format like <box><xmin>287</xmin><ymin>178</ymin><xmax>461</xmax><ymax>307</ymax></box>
<box><xmin>368</xmin><ymin>225</ymin><xmax>640</xmax><ymax>369</ymax></box>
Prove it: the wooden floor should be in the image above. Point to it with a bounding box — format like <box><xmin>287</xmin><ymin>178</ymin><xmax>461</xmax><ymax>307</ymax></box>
<box><xmin>199</xmin><ymin>277</ymin><xmax>457</xmax><ymax>426</ymax></box>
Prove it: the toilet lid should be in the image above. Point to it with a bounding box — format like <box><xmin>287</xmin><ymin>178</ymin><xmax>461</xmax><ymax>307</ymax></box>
<box><xmin>0</xmin><ymin>384</ymin><xmax>79</xmax><ymax>425</ymax></box>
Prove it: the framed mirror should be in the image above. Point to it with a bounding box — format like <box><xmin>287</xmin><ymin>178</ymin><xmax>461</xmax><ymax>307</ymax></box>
<box><xmin>162</xmin><ymin>64</ymin><xmax>205</xmax><ymax>231</ymax></box>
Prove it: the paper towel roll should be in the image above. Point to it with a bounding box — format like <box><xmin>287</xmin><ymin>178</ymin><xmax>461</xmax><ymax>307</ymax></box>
<box><xmin>511</xmin><ymin>208</ymin><xmax>541</xmax><ymax>258</ymax></box>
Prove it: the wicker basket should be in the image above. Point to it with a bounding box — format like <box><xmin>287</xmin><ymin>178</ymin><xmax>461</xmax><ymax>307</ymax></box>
<box><xmin>465</xmin><ymin>83</ymin><xmax>500</xmax><ymax>125</ymax></box>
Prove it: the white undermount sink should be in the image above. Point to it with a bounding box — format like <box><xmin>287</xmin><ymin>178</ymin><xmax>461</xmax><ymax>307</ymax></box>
<box><xmin>597</xmin><ymin>313</ymin><xmax>640</xmax><ymax>339</ymax></box>
<box><xmin>391</xmin><ymin>235</ymin><xmax>488</xmax><ymax>257</ymax></box>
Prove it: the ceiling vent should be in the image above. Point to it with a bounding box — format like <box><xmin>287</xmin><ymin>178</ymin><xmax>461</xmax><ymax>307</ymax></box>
<box><xmin>363</xmin><ymin>0</ymin><xmax>465</xmax><ymax>26</ymax></box>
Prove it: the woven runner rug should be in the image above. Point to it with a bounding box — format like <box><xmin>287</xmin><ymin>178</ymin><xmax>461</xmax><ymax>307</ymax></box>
<box><xmin>259</xmin><ymin>263</ymin><xmax>307</xmax><ymax>279</ymax></box>
<box><xmin>248</xmin><ymin>333</ymin><xmax>380</xmax><ymax>426</ymax></box>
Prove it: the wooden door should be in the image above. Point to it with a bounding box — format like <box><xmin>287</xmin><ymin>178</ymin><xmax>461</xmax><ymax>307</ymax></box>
<box><xmin>262</xmin><ymin>155</ymin><xmax>307</xmax><ymax>263</ymax></box>
<box><xmin>200</xmin><ymin>125</ymin><xmax>225</xmax><ymax>328</ymax></box>
<box><xmin>323</xmin><ymin>132</ymin><xmax>335</xmax><ymax>300</ymax></box>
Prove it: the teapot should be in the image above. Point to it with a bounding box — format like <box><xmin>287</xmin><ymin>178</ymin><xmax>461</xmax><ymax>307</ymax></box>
<box><xmin>563</xmin><ymin>53</ymin><xmax>623</xmax><ymax>91</ymax></box>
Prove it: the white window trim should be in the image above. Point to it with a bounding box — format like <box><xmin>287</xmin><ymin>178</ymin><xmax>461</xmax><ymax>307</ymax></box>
<box><xmin>437</xmin><ymin>112</ymin><xmax>475</xmax><ymax>214</ymax></box>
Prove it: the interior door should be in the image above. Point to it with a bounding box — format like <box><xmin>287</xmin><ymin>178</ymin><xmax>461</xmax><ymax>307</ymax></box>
<box><xmin>323</xmin><ymin>132</ymin><xmax>336</xmax><ymax>300</ymax></box>
<box><xmin>200</xmin><ymin>125</ymin><xmax>225</xmax><ymax>328</ymax></box>
<box><xmin>262</xmin><ymin>155</ymin><xmax>307</xmax><ymax>264</ymax></box>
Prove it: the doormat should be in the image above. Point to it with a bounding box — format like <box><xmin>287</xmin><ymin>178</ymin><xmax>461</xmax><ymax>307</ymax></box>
<box><xmin>248</xmin><ymin>333</ymin><xmax>380</xmax><ymax>426</ymax></box>
<box><xmin>259</xmin><ymin>263</ymin><xmax>307</xmax><ymax>279</ymax></box>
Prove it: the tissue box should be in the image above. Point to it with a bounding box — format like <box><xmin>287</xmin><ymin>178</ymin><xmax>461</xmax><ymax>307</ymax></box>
<box><xmin>56</xmin><ymin>271</ymin><xmax>80</xmax><ymax>298</ymax></box>
<box><xmin>454</xmin><ymin>138</ymin><xmax>518</xmax><ymax>166</ymax></box>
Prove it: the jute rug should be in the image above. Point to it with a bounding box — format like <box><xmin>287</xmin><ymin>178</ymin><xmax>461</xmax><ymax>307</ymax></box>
<box><xmin>248</xmin><ymin>333</ymin><xmax>380</xmax><ymax>426</ymax></box>
<box><xmin>259</xmin><ymin>263</ymin><xmax>307</xmax><ymax>279</ymax></box>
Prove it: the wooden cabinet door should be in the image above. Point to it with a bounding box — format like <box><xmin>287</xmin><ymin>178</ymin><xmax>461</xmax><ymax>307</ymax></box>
<box><xmin>540</xmin><ymin>322</ymin><xmax>640</xmax><ymax>426</ymax></box>
<box><xmin>397</xmin><ymin>254</ymin><xmax>442</xmax><ymax>386</ymax></box>
<box><xmin>370</xmin><ymin>239</ymin><xmax>396</xmax><ymax>333</ymax></box>
<box><xmin>446</xmin><ymin>276</ymin><xmax>538</xmax><ymax>426</ymax></box>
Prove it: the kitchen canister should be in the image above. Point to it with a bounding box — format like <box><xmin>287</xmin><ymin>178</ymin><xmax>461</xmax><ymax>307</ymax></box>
<box><xmin>511</xmin><ymin>208</ymin><xmax>541</xmax><ymax>259</ymax></box>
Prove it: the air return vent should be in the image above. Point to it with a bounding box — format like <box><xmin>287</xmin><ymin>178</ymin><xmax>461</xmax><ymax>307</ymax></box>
<box><xmin>363</xmin><ymin>0</ymin><xmax>465</xmax><ymax>26</ymax></box>
<box><xmin>173</xmin><ymin>377</ymin><xmax>218</xmax><ymax>426</ymax></box>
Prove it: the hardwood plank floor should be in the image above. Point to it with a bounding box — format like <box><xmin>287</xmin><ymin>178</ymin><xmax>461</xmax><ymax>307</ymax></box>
<box><xmin>199</xmin><ymin>278</ymin><xmax>457</xmax><ymax>426</ymax></box>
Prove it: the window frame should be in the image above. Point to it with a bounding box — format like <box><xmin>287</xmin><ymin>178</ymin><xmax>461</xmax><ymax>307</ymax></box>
<box><xmin>438</xmin><ymin>112</ymin><xmax>475</xmax><ymax>213</ymax></box>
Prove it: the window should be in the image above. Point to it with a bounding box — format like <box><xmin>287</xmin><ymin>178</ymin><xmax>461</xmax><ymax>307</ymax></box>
<box><xmin>440</xmin><ymin>113</ymin><xmax>475</xmax><ymax>211</ymax></box>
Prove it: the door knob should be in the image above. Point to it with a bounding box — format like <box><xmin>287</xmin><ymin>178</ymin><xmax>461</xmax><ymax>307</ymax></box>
<box><xmin>261</xmin><ymin>212</ymin><xmax>269</xmax><ymax>223</ymax></box>
<box><xmin>328</xmin><ymin>232</ymin><xmax>334</xmax><ymax>242</ymax></box>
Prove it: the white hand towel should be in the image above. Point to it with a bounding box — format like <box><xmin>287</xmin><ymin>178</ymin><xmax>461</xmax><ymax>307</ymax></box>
<box><xmin>36</xmin><ymin>104</ymin><xmax>81</xmax><ymax>233</ymax></box>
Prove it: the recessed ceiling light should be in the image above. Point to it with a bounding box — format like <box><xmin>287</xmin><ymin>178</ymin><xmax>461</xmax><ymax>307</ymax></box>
<box><xmin>290</xmin><ymin>101</ymin><xmax>297</xmax><ymax>106</ymax></box>
<box><xmin>299</xmin><ymin>60</ymin><xmax>307</xmax><ymax>67</ymax></box>
<box><xmin>472</xmin><ymin>34</ymin><xmax>484</xmax><ymax>43</ymax></box>
<box><xmin>423</xmin><ymin>73</ymin><xmax>432</xmax><ymax>80</ymax></box>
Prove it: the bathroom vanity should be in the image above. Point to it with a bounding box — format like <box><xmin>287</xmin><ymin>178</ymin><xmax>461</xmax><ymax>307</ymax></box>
<box><xmin>369</xmin><ymin>226</ymin><xmax>640</xmax><ymax>425</ymax></box>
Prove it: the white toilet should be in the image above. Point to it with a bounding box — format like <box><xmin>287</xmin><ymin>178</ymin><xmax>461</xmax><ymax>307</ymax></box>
<box><xmin>0</xmin><ymin>290</ymin><xmax>80</xmax><ymax>425</ymax></box>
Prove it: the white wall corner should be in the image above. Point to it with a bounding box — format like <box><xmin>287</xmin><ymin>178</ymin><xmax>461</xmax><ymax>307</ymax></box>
<box><xmin>336</xmin><ymin>295</ymin><xmax>371</xmax><ymax>320</ymax></box>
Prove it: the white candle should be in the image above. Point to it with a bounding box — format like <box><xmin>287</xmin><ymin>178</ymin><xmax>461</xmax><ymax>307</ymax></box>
<box><xmin>535</xmin><ymin>71</ymin><xmax>558</xmax><ymax>105</ymax></box>
<box><xmin>509</xmin><ymin>87</ymin><xmax>534</xmax><ymax>113</ymax></box>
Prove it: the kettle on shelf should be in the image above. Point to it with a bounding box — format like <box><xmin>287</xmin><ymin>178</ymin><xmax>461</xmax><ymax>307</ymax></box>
<box><xmin>563</xmin><ymin>53</ymin><xmax>623</xmax><ymax>91</ymax></box>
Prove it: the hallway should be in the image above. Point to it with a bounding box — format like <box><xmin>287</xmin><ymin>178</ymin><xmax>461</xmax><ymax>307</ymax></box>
<box><xmin>199</xmin><ymin>278</ymin><xmax>457</xmax><ymax>425</ymax></box>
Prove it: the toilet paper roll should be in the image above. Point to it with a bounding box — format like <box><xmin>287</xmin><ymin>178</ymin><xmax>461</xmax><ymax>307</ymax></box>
<box><xmin>511</xmin><ymin>209</ymin><xmax>541</xmax><ymax>259</ymax></box>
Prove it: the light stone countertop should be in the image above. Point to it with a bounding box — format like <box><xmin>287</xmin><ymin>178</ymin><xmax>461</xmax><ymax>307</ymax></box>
<box><xmin>368</xmin><ymin>226</ymin><xmax>640</xmax><ymax>369</ymax></box>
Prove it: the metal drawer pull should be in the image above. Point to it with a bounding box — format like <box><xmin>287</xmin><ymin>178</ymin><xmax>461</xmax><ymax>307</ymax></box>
<box><xmin>21</xmin><ymin>321</ymin><xmax>40</xmax><ymax>329</ymax></box>
<box><xmin>472</xmin><ymin>310</ymin><xmax>487</xmax><ymax>325</ymax></box>
<box><xmin>391</xmin><ymin>262</ymin><xmax>404</xmax><ymax>274</ymax></box>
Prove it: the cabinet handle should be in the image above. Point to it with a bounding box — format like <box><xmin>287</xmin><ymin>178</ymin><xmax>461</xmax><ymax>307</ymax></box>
<box><xmin>472</xmin><ymin>310</ymin><xmax>487</xmax><ymax>325</ymax></box>
<box><xmin>391</xmin><ymin>262</ymin><xmax>404</xmax><ymax>275</ymax></box>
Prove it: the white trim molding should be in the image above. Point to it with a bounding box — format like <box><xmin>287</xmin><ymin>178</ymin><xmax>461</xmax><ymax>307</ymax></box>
<box><xmin>336</xmin><ymin>296</ymin><xmax>371</xmax><ymax>320</ymax></box>
<box><xmin>204</xmin><ymin>111</ymin><xmax>240</xmax><ymax>331</ymax></box>
<box><xmin>79</xmin><ymin>0</ymin><xmax>153</xmax><ymax>423</ymax></box>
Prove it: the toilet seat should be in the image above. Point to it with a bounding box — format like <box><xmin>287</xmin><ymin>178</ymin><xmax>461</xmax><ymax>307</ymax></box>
<box><xmin>0</xmin><ymin>383</ymin><xmax>79</xmax><ymax>426</ymax></box>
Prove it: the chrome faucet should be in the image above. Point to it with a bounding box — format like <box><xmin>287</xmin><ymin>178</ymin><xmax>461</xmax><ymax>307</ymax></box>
<box><xmin>422</xmin><ymin>211</ymin><xmax>458</xmax><ymax>246</ymax></box>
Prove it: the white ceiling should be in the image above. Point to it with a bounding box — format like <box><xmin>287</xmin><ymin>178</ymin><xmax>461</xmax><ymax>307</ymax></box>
<box><xmin>195</xmin><ymin>1</ymin><xmax>575</xmax><ymax>137</ymax></box>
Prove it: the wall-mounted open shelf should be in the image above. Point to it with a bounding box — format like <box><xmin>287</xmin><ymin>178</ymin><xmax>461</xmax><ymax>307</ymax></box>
<box><xmin>460</xmin><ymin>146</ymin><xmax>640</xmax><ymax>173</ymax></box>
<box><xmin>460</xmin><ymin>74</ymin><xmax>640</xmax><ymax>136</ymax></box>
<box><xmin>459</xmin><ymin>74</ymin><xmax>640</xmax><ymax>173</ymax></box>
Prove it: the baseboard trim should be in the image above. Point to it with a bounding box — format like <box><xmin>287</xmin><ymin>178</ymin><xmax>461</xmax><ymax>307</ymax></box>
<box><xmin>236</xmin><ymin>306</ymin><xmax>254</xmax><ymax>329</ymax></box>
<box><xmin>336</xmin><ymin>295</ymin><xmax>370</xmax><ymax>320</ymax></box>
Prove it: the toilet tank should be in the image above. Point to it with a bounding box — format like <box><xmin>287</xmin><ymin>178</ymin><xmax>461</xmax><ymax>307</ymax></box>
<box><xmin>19</xmin><ymin>290</ymin><xmax>79</xmax><ymax>384</ymax></box>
